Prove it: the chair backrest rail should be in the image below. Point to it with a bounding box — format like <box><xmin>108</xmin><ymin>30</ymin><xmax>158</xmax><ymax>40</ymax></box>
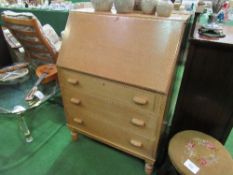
<box><xmin>1</xmin><ymin>12</ymin><xmax>59</xmax><ymax>64</ymax></box>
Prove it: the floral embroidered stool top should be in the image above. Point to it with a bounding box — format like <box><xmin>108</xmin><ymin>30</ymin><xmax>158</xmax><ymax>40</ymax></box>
<box><xmin>168</xmin><ymin>130</ymin><xmax>233</xmax><ymax>175</ymax></box>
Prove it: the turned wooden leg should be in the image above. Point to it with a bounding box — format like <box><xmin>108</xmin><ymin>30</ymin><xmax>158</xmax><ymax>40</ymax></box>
<box><xmin>145</xmin><ymin>162</ymin><xmax>154</xmax><ymax>175</ymax></box>
<box><xmin>71</xmin><ymin>130</ymin><xmax>78</xmax><ymax>141</ymax></box>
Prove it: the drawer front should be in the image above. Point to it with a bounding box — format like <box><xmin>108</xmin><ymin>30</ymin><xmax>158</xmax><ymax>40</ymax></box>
<box><xmin>62</xmin><ymin>89</ymin><xmax>158</xmax><ymax>139</ymax></box>
<box><xmin>66</xmin><ymin>108</ymin><xmax>156</xmax><ymax>160</ymax></box>
<box><xmin>58</xmin><ymin>68</ymin><xmax>163</xmax><ymax>112</ymax></box>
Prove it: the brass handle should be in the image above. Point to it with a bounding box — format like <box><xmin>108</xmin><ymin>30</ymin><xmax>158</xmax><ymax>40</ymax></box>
<box><xmin>70</xmin><ymin>98</ymin><xmax>81</xmax><ymax>105</ymax></box>
<box><xmin>131</xmin><ymin>118</ymin><xmax>145</xmax><ymax>127</ymax></box>
<box><xmin>130</xmin><ymin>139</ymin><xmax>143</xmax><ymax>148</ymax></box>
<box><xmin>73</xmin><ymin>118</ymin><xmax>83</xmax><ymax>124</ymax></box>
<box><xmin>67</xmin><ymin>78</ymin><xmax>79</xmax><ymax>85</ymax></box>
<box><xmin>133</xmin><ymin>96</ymin><xmax>148</xmax><ymax>105</ymax></box>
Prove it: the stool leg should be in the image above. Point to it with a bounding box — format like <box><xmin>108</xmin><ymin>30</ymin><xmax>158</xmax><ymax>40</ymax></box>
<box><xmin>145</xmin><ymin>161</ymin><xmax>154</xmax><ymax>175</ymax></box>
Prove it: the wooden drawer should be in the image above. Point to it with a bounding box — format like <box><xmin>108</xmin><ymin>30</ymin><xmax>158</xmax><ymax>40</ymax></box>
<box><xmin>66</xmin><ymin>109</ymin><xmax>156</xmax><ymax>160</ymax></box>
<box><xmin>62</xmin><ymin>89</ymin><xmax>158</xmax><ymax>139</ymax></box>
<box><xmin>58</xmin><ymin>68</ymin><xmax>163</xmax><ymax>112</ymax></box>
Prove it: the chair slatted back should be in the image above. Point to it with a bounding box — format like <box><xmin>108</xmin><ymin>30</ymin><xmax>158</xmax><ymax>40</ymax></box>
<box><xmin>2</xmin><ymin>14</ymin><xmax>58</xmax><ymax>64</ymax></box>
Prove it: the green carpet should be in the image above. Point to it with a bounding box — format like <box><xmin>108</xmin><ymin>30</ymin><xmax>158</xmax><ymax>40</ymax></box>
<box><xmin>0</xmin><ymin>100</ymin><xmax>232</xmax><ymax>175</ymax></box>
<box><xmin>46</xmin><ymin>134</ymin><xmax>148</xmax><ymax>175</ymax></box>
<box><xmin>0</xmin><ymin>125</ymin><xmax>151</xmax><ymax>175</ymax></box>
<box><xmin>225</xmin><ymin>129</ymin><xmax>233</xmax><ymax>157</ymax></box>
<box><xmin>0</xmin><ymin>102</ymin><xmax>65</xmax><ymax>173</ymax></box>
<box><xmin>0</xmin><ymin>126</ymin><xmax>71</xmax><ymax>175</ymax></box>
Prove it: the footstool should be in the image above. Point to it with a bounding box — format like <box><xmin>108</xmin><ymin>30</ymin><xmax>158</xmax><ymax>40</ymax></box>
<box><xmin>168</xmin><ymin>130</ymin><xmax>233</xmax><ymax>175</ymax></box>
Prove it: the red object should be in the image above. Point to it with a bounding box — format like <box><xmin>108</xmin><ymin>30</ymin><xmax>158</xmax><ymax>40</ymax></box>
<box><xmin>199</xmin><ymin>158</ymin><xmax>208</xmax><ymax>166</ymax></box>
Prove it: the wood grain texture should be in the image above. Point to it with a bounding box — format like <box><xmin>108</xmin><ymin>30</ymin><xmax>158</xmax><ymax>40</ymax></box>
<box><xmin>67</xmin><ymin>117</ymin><xmax>157</xmax><ymax>162</ymax></box>
<box><xmin>61</xmin><ymin>85</ymin><xmax>159</xmax><ymax>139</ymax></box>
<box><xmin>58</xmin><ymin>66</ymin><xmax>168</xmax><ymax>165</ymax></box>
<box><xmin>58</xmin><ymin>68</ymin><xmax>158</xmax><ymax>112</ymax></box>
<box><xmin>57</xmin><ymin>11</ymin><xmax>190</xmax><ymax>174</ymax></box>
<box><xmin>57</xmin><ymin>11</ymin><xmax>189</xmax><ymax>94</ymax></box>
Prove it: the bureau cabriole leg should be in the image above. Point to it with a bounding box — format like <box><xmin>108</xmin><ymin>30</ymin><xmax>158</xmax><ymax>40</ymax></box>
<box><xmin>145</xmin><ymin>161</ymin><xmax>154</xmax><ymax>175</ymax></box>
<box><xmin>70</xmin><ymin>130</ymin><xmax>78</xmax><ymax>141</ymax></box>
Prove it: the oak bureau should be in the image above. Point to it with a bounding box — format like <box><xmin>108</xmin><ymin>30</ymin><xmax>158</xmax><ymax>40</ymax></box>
<box><xmin>57</xmin><ymin>10</ymin><xmax>190</xmax><ymax>174</ymax></box>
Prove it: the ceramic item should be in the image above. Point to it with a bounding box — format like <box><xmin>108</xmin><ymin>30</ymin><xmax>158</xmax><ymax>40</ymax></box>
<box><xmin>91</xmin><ymin>0</ymin><xmax>113</xmax><ymax>11</ymax></box>
<box><xmin>134</xmin><ymin>0</ymin><xmax>142</xmax><ymax>10</ymax></box>
<box><xmin>141</xmin><ymin>0</ymin><xmax>158</xmax><ymax>14</ymax></box>
<box><xmin>173</xmin><ymin>0</ymin><xmax>182</xmax><ymax>10</ymax></box>
<box><xmin>157</xmin><ymin>0</ymin><xmax>173</xmax><ymax>17</ymax></box>
<box><xmin>114</xmin><ymin>0</ymin><xmax>135</xmax><ymax>13</ymax></box>
<box><xmin>174</xmin><ymin>2</ymin><xmax>181</xmax><ymax>10</ymax></box>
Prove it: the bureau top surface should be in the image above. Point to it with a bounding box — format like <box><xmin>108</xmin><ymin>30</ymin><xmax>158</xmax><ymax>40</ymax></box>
<box><xmin>57</xmin><ymin>11</ymin><xmax>190</xmax><ymax>94</ymax></box>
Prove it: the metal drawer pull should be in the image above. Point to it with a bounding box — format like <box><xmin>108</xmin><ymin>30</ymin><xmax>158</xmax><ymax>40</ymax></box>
<box><xmin>70</xmin><ymin>98</ymin><xmax>81</xmax><ymax>105</ymax></box>
<box><xmin>131</xmin><ymin>118</ymin><xmax>145</xmax><ymax>127</ymax></box>
<box><xmin>73</xmin><ymin>118</ymin><xmax>83</xmax><ymax>124</ymax></box>
<box><xmin>133</xmin><ymin>96</ymin><xmax>148</xmax><ymax>105</ymax></box>
<box><xmin>67</xmin><ymin>78</ymin><xmax>79</xmax><ymax>85</ymax></box>
<box><xmin>130</xmin><ymin>139</ymin><xmax>143</xmax><ymax>148</ymax></box>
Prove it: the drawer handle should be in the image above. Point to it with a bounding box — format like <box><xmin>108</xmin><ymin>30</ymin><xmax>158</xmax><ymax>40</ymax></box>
<box><xmin>130</xmin><ymin>139</ymin><xmax>143</xmax><ymax>148</ymax></box>
<box><xmin>70</xmin><ymin>98</ymin><xmax>81</xmax><ymax>105</ymax></box>
<box><xmin>133</xmin><ymin>96</ymin><xmax>148</xmax><ymax>105</ymax></box>
<box><xmin>67</xmin><ymin>78</ymin><xmax>79</xmax><ymax>85</ymax></box>
<box><xmin>131</xmin><ymin>118</ymin><xmax>145</xmax><ymax>127</ymax></box>
<box><xmin>73</xmin><ymin>118</ymin><xmax>83</xmax><ymax>124</ymax></box>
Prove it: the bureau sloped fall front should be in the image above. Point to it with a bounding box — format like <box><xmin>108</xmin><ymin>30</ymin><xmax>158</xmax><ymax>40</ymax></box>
<box><xmin>57</xmin><ymin>11</ymin><xmax>190</xmax><ymax>175</ymax></box>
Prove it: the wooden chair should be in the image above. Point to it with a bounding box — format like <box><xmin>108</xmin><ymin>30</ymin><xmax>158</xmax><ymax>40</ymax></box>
<box><xmin>0</xmin><ymin>11</ymin><xmax>61</xmax><ymax>142</ymax></box>
<box><xmin>168</xmin><ymin>130</ymin><xmax>233</xmax><ymax>175</ymax></box>
<box><xmin>1</xmin><ymin>11</ymin><xmax>60</xmax><ymax>66</ymax></box>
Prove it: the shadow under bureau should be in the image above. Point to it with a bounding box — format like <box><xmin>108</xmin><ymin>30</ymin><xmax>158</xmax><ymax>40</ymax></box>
<box><xmin>57</xmin><ymin>10</ymin><xmax>190</xmax><ymax>175</ymax></box>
